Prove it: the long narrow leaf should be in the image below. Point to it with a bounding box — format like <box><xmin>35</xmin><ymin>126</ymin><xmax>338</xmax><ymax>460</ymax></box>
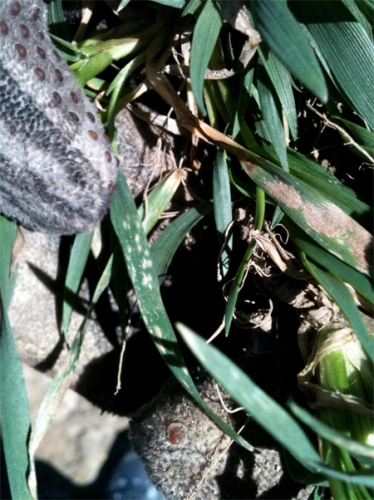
<box><xmin>0</xmin><ymin>217</ymin><xmax>31</xmax><ymax>500</ymax></box>
<box><xmin>110</xmin><ymin>170</ymin><xmax>255</xmax><ymax>451</ymax></box>
<box><xmin>241</xmin><ymin>158</ymin><xmax>372</xmax><ymax>277</ymax></box>
<box><xmin>178</xmin><ymin>324</ymin><xmax>374</xmax><ymax>487</ymax></box>
<box><xmin>137</xmin><ymin>170</ymin><xmax>184</xmax><ymax>235</ymax></box>
<box><xmin>291</xmin><ymin>1</ymin><xmax>374</xmax><ymax>130</ymax></box>
<box><xmin>27</xmin><ymin>247</ymin><xmax>120</xmax><ymax>496</ymax></box>
<box><xmin>225</xmin><ymin>187</ymin><xmax>265</xmax><ymax>336</ymax></box>
<box><xmin>249</xmin><ymin>0</ymin><xmax>327</xmax><ymax>102</ymax></box>
<box><xmin>286</xmin><ymin>218</ymin><xmax>374</xmax><ymax>304</ymax></box>
<box><xmin>62</xmin><ymin>232</ymin><xmax>93</xmax><ymax>337</ymax></box>
<box><xmin>333</xmin><ymin>117</ymin><xmax>374</xmax><ymax>158</ymax></box>
<box><xmin>287</xmin><ymin>150</ymin><xmax>371</xmax><ymax>219</ymax></box>
<box><xmin>300</xmin><ymin>255</ymin><xmax>374</xmax><ymax>364</ymax></box>
<box><xmin>47</xmin><ymin>0</ymin><xmax>71</xmax><ymax>41</ymax></box>
<box><xmin>232</xmin><ymin>68</ymin><xmax>253</xmax><ymax>139</ymax></box>
<box><xmin>190</xmin><ymin>0</ymin><xmax>222</xmax><ymax>114</ymax></box>
<box><xmin>0</xmin><ymin>217</ymin><xmax>18</xmax><ymax>309</ymax></box>
<box><xmin>178</xmin><ymin>325</ymin><xmax>322</xmax><ymax>465</ymax></box>
<box><xmin>290</xmin><ymin>402</ymin><xmax>374</xmax><ymax>466</ymax></box>
<box><xmin>213</xmin><ymin>151</ymin><xmax>233</xmax><ymax>278</ymax></box>
<box><xmin>0</xmin><ymin>308</ymin><xmax>31</xmax><ymax>500</ymax></box>
<box><xmin>258</xmin><ymin>47</ymin><xmax>298</xmax><ymax>140</ymax></box>
<box><xmin>151</xmin><ymin>202</ymin><xmax>213</xmax><ymax>283</ymax></box>
<box><xmin>257</xmin><ymin>61</ymin><xmax>288</xmax><ymax>171</ymax></box>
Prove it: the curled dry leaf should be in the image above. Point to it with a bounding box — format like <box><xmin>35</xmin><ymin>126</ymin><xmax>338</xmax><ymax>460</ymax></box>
<box><xmin>216</xmin><ymin>1</ymin><xmax>261</xmax><ymax>68</ymax></box>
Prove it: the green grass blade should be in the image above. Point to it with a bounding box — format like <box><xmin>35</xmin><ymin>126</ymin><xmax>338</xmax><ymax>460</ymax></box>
<box><xmin>241</xmin><ymin>157</ymin><xmax>372</xmax><ymax>276</ymax></box>
<box><xmin>178</xmin><ymin>323</ymin><xmax>322</xmax><ymax>463</ymax></box>
<box><xmin>47</xmin><ymin>0</ymin><xmax>72</xmax><ymax>41</ymax></box>
<box><xmin>291</xmin><ymin>1</ymin><xmax>374</xmax><ymax>130</ymax></box>
<box><xmin>178</xmin><ymin>323</ymin><xmax>374</xmax><ymax>487</ymax></box>
<box><xmin>341</xmin><ymin>0</ymin><xmax>373</xmax><ymax>35</ymax></box>
<box><xmin>137</xmin><ymin>170</ymin><xmax>184</xmax><ymax>235</ymax></box>
<box><xmin>151</xmin><ymin>202</ymin><xmax>213</xmax><ymax>283</ymax></box>
<box><xmin>107</xmin><ymin>52</ymin><xmax>146</xmax><ymax>137</ymax></box>
<box><xmin>27</xmin><ymin>317</ymin><xmax>87</xmax><ymax>498</ymax></box>
<box><xmin>300</xmin><ymin>255</ymin><xmax>374</xmax><ymax>364</ymax></box>
<box><xmin>290</xmin><ymin>402</ymin><xmax>374</xmax><ymax>467</ymax></box>
<box><xmin>110</xmin><ymin>170</ymin><xmax>254</xmax><ymax>452</ymax></box>
<box><xmin>28</xmin><ymin>244</ymin><xmax>122</xmax><ymax>495</ymax></box>
<box><xmin>74</xmin><ymin>52</ymin><xmax>114</xmax><ymax>87</ymax></box>
<box><xmin>48</xmin><ymin>34</ymin><xmax>78</xmax><ymax>62</ymax></box>
<box><xmin>0</xmin><ymin>217</ymin><xmax>18</xmax><ymax>310</ymax></box>
<box><xmin>333</xmin><ymin>117</ymin><xmax>374</xmax><ymax>158</ymax></box>
<box><xmin>118</xmin><ymin>0</ymin><xmax>131</xmax><ymax>11</ymax></box>
<box><xmin>225</xmin><ymin>187</ymin><xmax>265</xmax><ymax>336</ymax></box>
<box><xmin>249</xmin><ymin>0</ymin><xmax>327</xmax><ymax>102</ymax></box>
<box><xmin>233</xmin><ymin>141</ymin><xmax>371</xmax><ymax>221</ymax></box>
<box><xmin>0</xmin><ymin>305</ymin><xmax>32</xmax><ymax>500</ymax></box>
<box><xmin>287</xmin><ymin>149</ymin><xmax>371</xmax><ymax>220</ymax></box>
<box><xmin>286</xmin><ymin>218</ymin><xmax>374</xmax><ymax>304</ymax></box>
<box><xmin>213</xmin><ymin>151</ymin><xmax>233</xmax><ymax>278</ymax></box>
<box><xmin>232</xmin><ymin>67</ymin><xmax>254</xmax><ymax>139</ymax></box>
<box><xmin>257</xmin><ymin>60</ymin><xmax>288</xmax><ymax>171</ymax></box>
<box><xmin>0</xmin><ymin>217</ymin><xmax>31</xmax><ymax>499</ymax></box>
<box><xmin>260</xmin><ymin>144</ymin><xmax>371</xmax><ymax>220</ymax></box>
<box><xmin>258</xmin><ymin>47</ymin><xmax>298</xmax><ymax>140</ymax></box>
<box><xmin>62</xmin><ymin>232</ymin><xmax>93</xmax><ymax>337</ymax></box>
<box><xmin>182</xmin><ymin>0</ymin><xmax>202</xmax><ymax>16</ymax></box>
<box><xmin>148</xmin><ymin>0</ymin><xmax>186</xmax><ymax>7</ymax></box>
<box><xmin>190</xmin><ymin>0</ymin><xmax>222</xmax><ymax>114</ymax></box>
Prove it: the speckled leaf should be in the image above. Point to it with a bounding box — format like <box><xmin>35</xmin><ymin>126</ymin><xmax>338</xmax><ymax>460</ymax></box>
<box><xmin>110</xmin><ymin>170</ymin><xmax>255</xmax><ymax>452</ymax></box>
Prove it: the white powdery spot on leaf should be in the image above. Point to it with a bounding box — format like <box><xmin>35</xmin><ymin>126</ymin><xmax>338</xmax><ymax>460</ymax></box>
<box><xmin>142</xmin><ymin>259</ymin><xmax>153</xmax><ymax>269</ymax></box>
<box><xmin>154</xmin><ymin>326</ymin><xmax>163</xmax><ymax>338</ymax></box>
<box><xmin>158</xmin><ymin>343</ymin><xmax>167</xmax><ymax>354</ymax></box>
<box><xmin>142</xmin><ymin>273</ymin><xmax>152</xmax><ymax>288</ymax></box>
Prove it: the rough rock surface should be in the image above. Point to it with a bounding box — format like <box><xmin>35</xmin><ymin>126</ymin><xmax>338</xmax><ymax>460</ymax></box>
<box><xmin>130</xmin><ymin>363</ymin><xmax>315</xmax><ymax>500</ymax></box>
